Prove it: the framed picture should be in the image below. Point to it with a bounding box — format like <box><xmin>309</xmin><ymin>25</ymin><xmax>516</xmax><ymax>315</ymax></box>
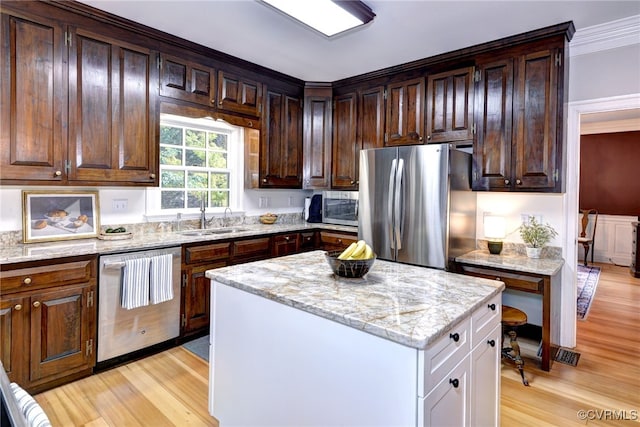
<box><xmin>22</xmin><ymin>190</ymin><xmax>100</xmax><ymax>243</ymax></box>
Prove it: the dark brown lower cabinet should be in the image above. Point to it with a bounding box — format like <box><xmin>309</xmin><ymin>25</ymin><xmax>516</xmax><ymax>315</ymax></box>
<box><xmin>0</xmin><ymin>256</ymin><xmax>97</xmax><ymax>394</ymax></box>
<box><xmin>273</xmin><ymin>233</ymin><xmax>301</xmax><ymax>257</ymax></box>
<box><xmin>319</xmin><ymin>231</ymin><xmax>358</xmax><ymax>252</ymax></box>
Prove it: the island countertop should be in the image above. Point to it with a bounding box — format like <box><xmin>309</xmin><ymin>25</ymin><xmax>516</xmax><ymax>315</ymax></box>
<box><xmin>206</xmin><ymin>250</ymin><xmax>504</xmax><ymax>349</ymax></box>
<box><xmin>456</xmin><ymin>249</ymin><xmax>565</xmax><ymax>276</ymax></box>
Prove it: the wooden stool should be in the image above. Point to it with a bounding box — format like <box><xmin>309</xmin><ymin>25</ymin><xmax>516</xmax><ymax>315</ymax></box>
<box><xmin>502</xmin><ymin>306</ymin><xmax>530</xmax><ymax>386</ymax></box>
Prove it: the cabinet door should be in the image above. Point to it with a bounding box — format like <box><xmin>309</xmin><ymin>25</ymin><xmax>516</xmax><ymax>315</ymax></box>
<box><xmin>260</xmin><ymin>90</ymin><xmax>302</xmax><ymax>188</ymax></box>
<box><xmin>512</xmin><ymin>48</ymin><xmax>560</xmax><ymax>190</ymax></box>
<box><xmin>159</xmin><ymin>53</ymin><xmax>216</xmax><ymax>107</ymax></box>
<box><xmin>217</xmin><ymin>70</ymin><xmax>262</xmax><ymax>117</ymax></box>
<box><xmin>68</xmin><ymin>28</ymin><xmax>158</xmax><ymax>185</ymax></box>
<box><xmin>470</xmin><ymin>325</ymin><xmax>501</xmax><ymax>427</ymax></box>
<box><xmin>332</xmin><ymin>92</ymin><xmax>358</xmax><ymax>189</ymax></box>
<box><xmin>357</xmin><ymin>86</ymin><xmax>385</xmax><ymax>183</ymax></box>
<box><xmin>0</xmin><ymin>295</ymin><xmax>26</xmax><ymax>383</ymax></box>
<box><xmin>232</xmin><ymin>237</ymin><xmax>272</xmax><ymax>264</ymax></box>
<box><xmin>29</xmin><ymin>284</ymin><xmax>95</xmax><ymax>384</ymax></box>
<box><xmin>426</xmin><ymin>67</ymin><xmax>474</xmax><ymax>143</ymax></box>
<box><xmin>0</xmin><ymin>12</ymin><xmax>67</xmax><ymax>182</ymax></box>
<box><xmin>473</xmin><ymin>58</ymin><xmax>514</xmax><ymax>191</ymax></box>
<box><xmin>273</xmin><ymin>233</ymin><xmax>300</xmax><ymax>257</ymax></box>
<box><xmin>386</xmin><ymin>77</ymin><xmax>424</xmax><ymax>146</ymax></box>
<box><xmin>184</xmin><ymin>263</ymin><xmax>224</xmax><ymax>335</ymax></box>
<box><xmin>319</xmin><ymin>231</ymin><xmax>357</xmax><ymax>252</ymax></box>
<box><xmin>302</xmin><ymin>86</ymin><xmax>332</xmax><ymax>189</ymax></box>
<box><xmin>419</xmin><ymin>356</ymin><xmax>470</xmax><ymax>427</ymax></box>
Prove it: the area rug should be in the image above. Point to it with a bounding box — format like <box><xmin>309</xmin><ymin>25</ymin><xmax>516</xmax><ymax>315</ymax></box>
<box><xmin>183</xmin><ymin>335</ymin><xmax>209</xmax><ymax>362</ymax></box>
<box><xmin>576</xmin><ymin>264</ymin><xmax>601</xmax><ymax>321</ymax></box>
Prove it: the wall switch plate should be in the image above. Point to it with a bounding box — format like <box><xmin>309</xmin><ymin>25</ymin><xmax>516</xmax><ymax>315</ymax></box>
<box><xmin>521</xmin><ymin>213</ymin><xmax>543</xmax><ymax>224</ymax></box>
<box><xmin>112</xmin><ymin>199</ymin><xmax>128</xmax><ymax>212</ymax></box>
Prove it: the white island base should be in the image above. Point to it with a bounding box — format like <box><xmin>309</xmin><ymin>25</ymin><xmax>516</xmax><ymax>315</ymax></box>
<box><xmin>209</xmin><ymin>280</ymin><xmax>501</xmax><ymax>427</ymax></box>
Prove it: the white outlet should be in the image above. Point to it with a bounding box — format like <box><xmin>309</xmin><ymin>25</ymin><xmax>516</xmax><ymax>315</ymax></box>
<box><xmin>288</xmin><ymin>196</ymin><xmax>294</xmax><ymax>207</ymax></box>
<box><xmin>259</xmin><ymin>197</ymin><xmax>268</xmax><ymax>208</ymax></box>
<box><xmin>112</xmin><ymin>199</ymin><xmax>128</xmax><ymax>212</ymax></box>
<box><xmin>521</xmin><ymin>213</ymin><xmax>543</xmax><ymax>224</ymax></box>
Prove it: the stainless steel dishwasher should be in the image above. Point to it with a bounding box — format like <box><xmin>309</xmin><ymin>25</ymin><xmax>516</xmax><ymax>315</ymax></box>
<box><xmin>98</xmin><ymin>247</ymin><xmax>181</xmax><ymax>362</ymax></box>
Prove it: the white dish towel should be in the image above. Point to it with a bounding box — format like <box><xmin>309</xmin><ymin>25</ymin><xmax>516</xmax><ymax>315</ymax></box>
<box><xmin>150</xmin><ymin>253</ymin><xmax>173</xmax><ymax>304</ymax></box>
<box><xmin>121</xmin><ymin>257</ymin><xmax>151</xmax><ymax>310</ymax></box>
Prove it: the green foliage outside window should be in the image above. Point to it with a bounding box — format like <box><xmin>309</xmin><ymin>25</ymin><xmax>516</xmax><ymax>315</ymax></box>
<box><xmin>159</xmin><ymin>122</ymin><xmax>232</xmax><ymax>210</ymax></box>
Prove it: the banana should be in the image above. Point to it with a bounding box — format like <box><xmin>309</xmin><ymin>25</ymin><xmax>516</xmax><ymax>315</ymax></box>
<box><xmin>349</xmin><ymin>240</ymin><xmax>367</xmax><ymax>259</ymax></box>
<box><xmin>362</xmin><ymin>244</ymin><xmax>373</xmax><ymax>260</ymax></box>
<box><xmin>338</xmin><ymin>242</ymin><xmax>357</xmax><ymax>260</ymax></box>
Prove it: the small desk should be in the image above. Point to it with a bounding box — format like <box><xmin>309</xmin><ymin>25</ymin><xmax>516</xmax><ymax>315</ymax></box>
<box><xmin>456</xmin><ymin>250</ymin><xmax>564</xmax><ymax>371</ymax></box>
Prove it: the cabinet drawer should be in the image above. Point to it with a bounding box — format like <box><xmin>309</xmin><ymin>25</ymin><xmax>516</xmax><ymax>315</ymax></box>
<box><xmin>300</xmin><ymin>232</ymin><xmax>317</xmax><ymax>251</ymax></box>
<box><xmin>0</xmin><ymin>258</ymin><xmax>95</xmax><ymax>294</ymax></box>
<box><xmin>459</xmin><ymin>264</ymin><xmax>543</xmax><ymax>293</ymax></box>
<box><xmin>417</xmin><ymin>317</ymin><xmax>470</xmax><ymax>398</ymax></box>
<box><xmin>319</xmin><ymin>232</ymin><xmax>357</xmax><ymax>248</ymax></box>
<box><xmin>185</xmin><ymin>242</ymin><xmax>231</xmax><ymax>264</ymax></box>
<box><xmin>233</xmin><ymin>237</ymin><xmax>271</xmax><ymax>258</ymax></box>
<box><xmin>471</xmin><ymin>294</ymin><xmax>501</xmax><ymax>348</ymax></box>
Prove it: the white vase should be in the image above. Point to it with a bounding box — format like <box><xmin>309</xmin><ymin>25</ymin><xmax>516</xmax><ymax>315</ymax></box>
<box><xmin>525</xmin><ymin>247</ymin><xmax>542</xmax><ymax>258</ymax></box>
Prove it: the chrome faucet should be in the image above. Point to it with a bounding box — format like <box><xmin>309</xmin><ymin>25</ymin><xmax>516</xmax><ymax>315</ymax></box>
<box><xmin>200</xmin><ymin>196</ymin><xmax>207</xmax><ymax>229</ymax></box>
<box><xmin>223</xmin><ymin>207</ymin><xmax>232</xmax><ymax>226</ymax></box>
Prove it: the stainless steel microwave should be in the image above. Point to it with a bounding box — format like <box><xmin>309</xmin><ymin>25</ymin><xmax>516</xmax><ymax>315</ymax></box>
<box><xmin>322</xmin><ymin>191</ymin><xmax>358</xmax><ymax>226</ymax></box>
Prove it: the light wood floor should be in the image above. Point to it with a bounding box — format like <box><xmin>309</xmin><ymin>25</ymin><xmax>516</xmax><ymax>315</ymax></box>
<box><xmin>35</xmin><ymin>263</ymin><xmax>639</xmax><ymax>426</ymax></box>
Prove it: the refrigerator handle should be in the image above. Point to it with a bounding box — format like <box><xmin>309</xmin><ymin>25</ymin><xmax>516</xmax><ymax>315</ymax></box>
<box><xmin>394</xmin><ymin>159</ymin><xmax>404</xmax><ymax>250</ymax></box>
<box><xmin>388</xmin><ymin>159</ymin><xmax>397</xmax><ymax>249</ymax></box>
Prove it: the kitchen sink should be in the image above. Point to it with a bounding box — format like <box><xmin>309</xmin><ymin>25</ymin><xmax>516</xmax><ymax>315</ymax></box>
<box><xmin>179</xmin><ymin>228</ymin><xmax>247</xmax><ymax>236</ymax></box>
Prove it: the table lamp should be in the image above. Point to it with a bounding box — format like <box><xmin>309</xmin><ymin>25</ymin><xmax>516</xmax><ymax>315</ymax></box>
<box><xmin>484</xmin><ymin>214</ymin><xmax>506</xmax><ymax>255</ymax></box>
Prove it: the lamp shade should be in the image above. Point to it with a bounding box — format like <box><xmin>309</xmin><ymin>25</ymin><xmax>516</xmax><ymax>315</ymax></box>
<box><xmin>484</xmin><ymin>215</ymin><xmax>506</xmax><ymax>240</ymax></box>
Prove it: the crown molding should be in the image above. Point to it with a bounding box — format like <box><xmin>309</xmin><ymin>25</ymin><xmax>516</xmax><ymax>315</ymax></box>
<box><xmin>571</xmin><ymin>15</ymin><xmax>640</xmax><ymax>57</ymax></box>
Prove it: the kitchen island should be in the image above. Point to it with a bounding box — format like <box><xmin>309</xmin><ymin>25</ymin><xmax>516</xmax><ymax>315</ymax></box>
<box><xmin>206</xmin><ymin>251</ymin><xmax>505</xmax><ymax>427</ymax></box>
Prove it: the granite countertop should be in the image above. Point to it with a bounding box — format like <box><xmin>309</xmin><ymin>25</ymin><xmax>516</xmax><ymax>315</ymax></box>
<box><xmin>456</xmin><ymin>250</ymin><xmax>564</xmax><ymax>276</ymax></box>
<box><xmin>0</xmin><ymin>223</ymin><xmax>357</xmax><ymax>265</ymax></box>
<box><xmin>206</xmin><ymin>250</ymin><xmax>505</xmax><ymax>349</ymax></box>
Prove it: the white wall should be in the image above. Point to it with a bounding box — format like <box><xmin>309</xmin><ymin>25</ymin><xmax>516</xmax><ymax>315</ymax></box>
<box><xmin>0</xmin><ymin>186</ymin><xmax>311</xmax><ymax>232</ymax></box>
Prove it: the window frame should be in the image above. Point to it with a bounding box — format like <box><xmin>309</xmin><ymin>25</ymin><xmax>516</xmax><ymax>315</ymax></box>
<box><xmin>146</xmin><ymin>113</ymin><xmax>244</xmax><ymax>217</ymax></box>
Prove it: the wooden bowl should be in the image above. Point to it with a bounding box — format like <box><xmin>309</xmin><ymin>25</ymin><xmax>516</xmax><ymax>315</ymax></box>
<box><xmin>259</xmin><ymin>214</ymin><xmax>278</xmax><ymax>224</ymax></box>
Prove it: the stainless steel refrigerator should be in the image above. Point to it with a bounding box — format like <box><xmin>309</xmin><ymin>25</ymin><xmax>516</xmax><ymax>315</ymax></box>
<box><xmin>358</xmin><ymin>144</ymin><xmax>476</xmax><ymax>270</ymax></box>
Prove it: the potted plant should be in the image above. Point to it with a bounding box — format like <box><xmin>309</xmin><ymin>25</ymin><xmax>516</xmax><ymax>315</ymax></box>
<box><xmin>519</xmin><ymin>217</ymin><xmax>558</xmax><ymax>258</ymax></box>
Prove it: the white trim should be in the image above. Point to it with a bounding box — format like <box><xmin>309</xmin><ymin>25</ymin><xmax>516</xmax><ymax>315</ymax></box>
<box><xmin>570</xmin><ymin>15</ymin><xmax>640</xmax><ymax>57</ymax></box>
<box><xmin>563</xmin><ymin>93</ymin><xmax>640</xmax><ymax>348</ymax></box>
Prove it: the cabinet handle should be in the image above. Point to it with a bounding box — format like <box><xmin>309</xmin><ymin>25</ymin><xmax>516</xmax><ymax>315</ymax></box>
<box><xmin>150</xmin><ymin>173</ymin><xmax>156</xmax><ymax>179</ymax></box>
<box><xmin>54</xmin><ymin>170</ymin><xmax>62</xmax><ymax>177</ymax></box>
<box><xmin>219</xmin><ymin>101</ymin><xmax>223</xmax><ymax>106</ymax></box>
<box><xmin>262</xmin><ymin>178</ymin><xmax>267</xmax><ymax>183</ymax></box>
<box><xmin>350</xmin><ymin>180</ymin><xmax>355</xmax><ymax>185</ymax></box>
<box><xmin>337</xmin><ymin>239</ymin><xmax>343</xmax><ymax>244</ymax></box>
<box><xmin>284</xmin><ymin>236</ymin><xmax>290</xmax><ymax>241</ymax></box>
<box><xmin>504</xmin><ymin>179</ymin><xmax>510</xmax><ymax>185</ymax></box>
<box><xmin>14</xmin><ymin>304</ymin><xmax>22</xmax><ymax>311</ymax></box>
<box><xmin>449</xmin><ymin>378</ymin><xmax>459</xmax><ymax>388</ymax></box>
<box><xmin>210</xmin><ymin>99</ymin><xmax>215</xmax><ymax>104</ymax></box>
<box><xmin>488</xmin><ymin>303</ymin><xmax>496</xmax><ymax>311</ymax></box>
<box><xmin>495</xmin><ymin>277</ymin><xmax>500</xmax><ymax>281</ymax></box>
<box><xmin>33</xmin><ymin>301</ymin><xmax>41</xmax><ymax>308</ymax></box>
<box><xmin>449</xmin><ymin>332</ymin><xmax>460</xmax><ymax>342</ymax></box>
<box><xmin>427</xmin><ymin>135</ymin><xmax>431</xmax><ymax>140</ymax></box>
<box><xmin>247</xmin><ymin>121</ymin><xmax>253</xmax><ymax>128</ymax></box>
<box><xmin>23</xmin><ymin>277</ymin><xmax>32</xmax><ymax>285</ymax></box>
<box><xmin>419</xmin><ymin>136</ymin><xmax>423</xmax><ymax>141</ymax></box>
<box><xmin>516</xmin><ymin>179</ymin><xmax>522</xmax><ymax>185</ymax></box>
<box><xmin>487</xmin><ymin>339</ymin><xmax>496</xmax><ymax>347</ymax></box>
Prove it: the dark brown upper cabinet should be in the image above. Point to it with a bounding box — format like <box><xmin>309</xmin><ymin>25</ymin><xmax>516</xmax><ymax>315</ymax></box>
<box><xmin>217</xmin><ymin>70</ymin><xmax>263</xmax><ymax>117</ymax></box>
<box><xmin>159</xmin><ymin>53</ymin><xmax>216</xmax><ymax>107</ymax></box>
<box><xmin>0</xmin><ymin>12</ymin><xmax>67</xmax><ymax>183</ymax></box>
<box><xmin>68</xmin><ymin>27</ymin><xmax>158</xmax><ymax>185</ymax></box>
<box><xmin>473</xmin><ymin>42</ymin><xmax>566</xmax><ymax>192</ymax></box>
<box><xmin>331</xmin><ymin>86</ymin><xmax>385</xmax><ymax>190</ymax></box>
<box><xmin>260</xmin><ymin>87</ymin><xmax>303</xmax><ymax>188</ymax></box>
<box><xmin>0</xmin><ymin>6</ymin><xmax>158</xmax><ymax>186</ymax></box>
<box><xmin>385</xmin><ymin>77</ymin><xmax>425</xmax><ymax>146</ymax></box>
<box><xmin>302</xmin><ymin>84</ymin><xmax>333</xmax><ymax>189</ymax></box>
<box><xmin>426</xmin><ymin>67</ymin><xmax>474</xmax><ymax>143</ymax></box>
<box><xmin>332</xmin><ymin>92</ymin><xmax>358</xmax><ymax>188</ymax></box>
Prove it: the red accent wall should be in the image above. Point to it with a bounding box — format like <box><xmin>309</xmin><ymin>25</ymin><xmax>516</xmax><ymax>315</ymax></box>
<box><xmin>579</xmin><ymin>131</ymin><xmax>640</xmax><ymax>216</ymax></box>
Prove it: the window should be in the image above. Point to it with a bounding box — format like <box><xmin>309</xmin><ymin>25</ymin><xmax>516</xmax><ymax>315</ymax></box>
<box><xmin>147</xmin><ymin>114</ymin><xmax>243</xmax><ymax>215</ymax></box>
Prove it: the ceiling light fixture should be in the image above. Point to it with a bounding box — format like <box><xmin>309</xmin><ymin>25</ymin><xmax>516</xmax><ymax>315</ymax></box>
<box><xmin>260</xmin><ymin>0</ymin><xmax>375</xmax><ymax>38</ymax></box>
